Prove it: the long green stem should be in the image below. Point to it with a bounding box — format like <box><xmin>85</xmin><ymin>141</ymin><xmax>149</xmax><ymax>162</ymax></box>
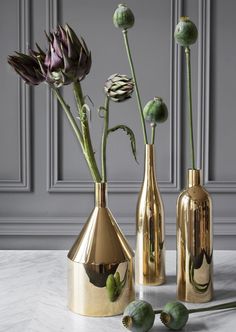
<box><xmin>188</xmin><ymin>301</ymin><xmax>236</xmax><ymax>314</ymax></box>
<box><xmin>151</xmin><ymin>125</ymin><xmax>156</xmax><ymax>145</ymax></box>
<box><xmin>53</xmin><ymin>88</ymin><xmax>84</xmax><ymax>147</ymax></box>
<box><xmin>101</xmin><ymin>96</ymin><xmax>110</xmax><ymax>182</ymax></box>
<box><xmin>73</xmin><ymin>81</ymin><xmax>102</xmax><ymax>182</ymax></box>
<box><xmin>185</xmin><ymin>47</ymin><xmax>195</xmax><ymax>169</ymax></box>
<box><xmin>154</xmin><ymin>301</ymin><xmax>236</xmax><ymax>315</ymax></box>
<box><xmin>122</xmin><ymin>29</ymin><xmax>148</xmax><ymax>144</ymax></box>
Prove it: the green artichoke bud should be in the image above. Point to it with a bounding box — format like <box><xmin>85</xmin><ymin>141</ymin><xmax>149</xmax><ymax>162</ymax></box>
<box><xmin>113</xmin><ymin>4</ymin><xmax>135</xmax><ymax>30</ymax></box>
<box><xmin>174</xmin><ymin>17</ymin><xmax>198</xmax><ymax>47</ymax></box>
<box><xmin>143</xmin><ymin>97</ymin><xmax>168</xmax><ymax>125</ymax></box>
<box><xmin>160</xmin><ymin>301</ymin><xmax>189</xmax><ymax>330</ymax></box>
<box><xmin>34</xmin><ymin>24</ymin><xmax>91</xmax><ymax>88</ymax></box>
<box><xmin>104</xmin><ymin>73</ymin><xmax>134</xmax><ymax>102</ymax></box>
<box><xmin>122</xmin><ymin>300</ymin><xmax>155</xmax><ymax>332</ymax></box>
<box><xmin>8</xmin><ymin>52</ymin><xmax>45</xmax><ymax>85</ymax></box>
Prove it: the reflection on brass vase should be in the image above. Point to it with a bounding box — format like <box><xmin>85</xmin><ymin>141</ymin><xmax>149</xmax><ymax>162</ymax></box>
<box><xmin>135</xmin><ymin>144</ymin><xmax>166</xmax><ymax>285</ymax></box>
<box><xmin>177</xmin><ymin>169</ymin><xmax>213</xmax><ymax>303</ymax></box>
<box><xmin>67</xmin><ymin>182</ymin><xmax>135</xmax><ymax>316</ymax></box>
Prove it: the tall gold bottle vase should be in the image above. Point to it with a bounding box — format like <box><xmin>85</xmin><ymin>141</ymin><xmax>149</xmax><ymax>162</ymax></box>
<box><xmin>177</xmin><ymin>169</ymin><xmax>213</xmax><ymax>303</ymax></box>
<box><xmin>135</xmin><ymin>144</ymin><xmax>166</xmax><ymax>285</ymax></box>
<box><xmin>67</xmin><ymin>183</ymin><xmax>135</xmax><ymax>316</ymax></box>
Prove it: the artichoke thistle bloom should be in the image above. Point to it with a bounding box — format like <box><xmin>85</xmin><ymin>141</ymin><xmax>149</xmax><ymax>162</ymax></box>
<box><xmin>37</xmin><ymin>24</ymin><xmax>92</xmax><ymax>88</ymax></box>
<box><xmin>104</xmin><ymin>73</ymin><xmax>134</xmax><ymax>102</ymax></box>
<box><xmin>8</xmin><ymin>52</ymin><xmax>45</xmax><ymax>85</ymax></box>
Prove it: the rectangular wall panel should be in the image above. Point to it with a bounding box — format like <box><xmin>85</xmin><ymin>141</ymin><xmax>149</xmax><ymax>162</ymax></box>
<box><xmin>0</xmin><ymin>0</ymin><xmax>31</xmax><ymax>191</ymax></box>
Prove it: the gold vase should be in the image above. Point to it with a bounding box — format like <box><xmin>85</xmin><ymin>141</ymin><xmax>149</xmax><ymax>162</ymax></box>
<box><xmin>135</xmin><ymin>144</ymin><xmax>166</xmax><ymax>285</ymax></box>
<box><xmin>67</xmin><ymin>182</ymin><xmax>135</xmax><ymax>316</ymax></box>
<box><xmin>177</xmin><ymin>169</ymin><xmax>213</xmax><ymax>303</ymax></box>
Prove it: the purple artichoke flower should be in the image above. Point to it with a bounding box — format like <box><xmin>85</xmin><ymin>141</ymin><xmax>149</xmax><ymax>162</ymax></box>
<box><xmin>8</xmin><ymin>52</ymin><xmax>45</xmax><ymax>85</ymax></box>
<box><xmin>38</xmin><ymin>24</ymin><xmax>92</xmax><ymax>87</ymax></box>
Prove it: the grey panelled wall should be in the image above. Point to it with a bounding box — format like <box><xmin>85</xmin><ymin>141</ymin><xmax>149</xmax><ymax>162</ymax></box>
<box><xmin>0</xmin><ymin>0</ymin><xmax>235</xmax><ymax>249</ymax></box>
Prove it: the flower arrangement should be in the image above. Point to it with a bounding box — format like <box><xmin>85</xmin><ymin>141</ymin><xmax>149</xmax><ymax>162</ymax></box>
<box><xmin>113</xmin><ymin>4</ymin><xmax>168</xmax><ymax>145</ymax></box>
<box><xmin>8</xmin><ymin>24</ymin><xmax>137</xmax><ymax>183</ymax></box>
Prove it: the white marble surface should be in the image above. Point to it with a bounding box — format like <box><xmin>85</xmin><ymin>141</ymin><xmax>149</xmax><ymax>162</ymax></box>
<box><xmin>0</xmin><ymin>251</ymin><xmax>236</xmax><ymax>332</ymax></box>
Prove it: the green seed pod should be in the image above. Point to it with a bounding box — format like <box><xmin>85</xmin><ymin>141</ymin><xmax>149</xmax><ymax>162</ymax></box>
<box><xmin>106</xmin><ymin>274</ymin><xmax>118</xmax><ymax>302</ymax></box>
<box><xmin>113</xmin><ymin>4</ymin><xmax>135</xmax><ymax>30</ymax></box>
<box><xmin>160</xmin><ymin>301</ymin><xmax>189</xmax><ymax>330</ymax></box>
<box><xmin>122</xmin><ymin>300</ymin><xmax>155</xmax><ymax>332</ymax></box>
<box><xmin>143</xmin><ymin>97</ymin><xmax>168</xmax><ymax>125</ymax></box>
<box><xmin>114</xmin><ymin>271</ymin><xmax>121</xmax><ymax>285</ymax></box>
<box><xmin>174</xmin><ymin>16</ymin><xmax>198</xmax><ymax>47</ymax></box>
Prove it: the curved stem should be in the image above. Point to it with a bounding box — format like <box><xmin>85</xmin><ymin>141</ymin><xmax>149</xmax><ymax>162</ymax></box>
<box><xmin>188</xmin><ymin>301</ymin><xmax>236</xmax><ymax>314</ymax></box>
<box><xmin>101</xmin><ymin>96</ymin><xmax>110</xmax><ymax>182</ymax></box>
<box><xmin>73</xmin><ymin>81</ymin><xmax>102</xmax><ymax>182</ymax></box>
<box><xmin>185</xmin><ymin>47</ymin><xmax>195</xmax><ymax>169</ymax></box>
<box><xmin>122</xmin><ymin>29</ymin><xmax>148</xmax><ymax>144</ymax></box>
<box><xmin>151</xmin><ymin>125</ymin><xmax>156</xmax><ymax>145</ymax></box>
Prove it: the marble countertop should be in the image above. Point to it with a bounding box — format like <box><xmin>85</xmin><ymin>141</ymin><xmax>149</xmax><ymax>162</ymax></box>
<box><xmin>0</xmin><ymin>250</ymin><xmax>235</xmax><ymax>332</ymax></box>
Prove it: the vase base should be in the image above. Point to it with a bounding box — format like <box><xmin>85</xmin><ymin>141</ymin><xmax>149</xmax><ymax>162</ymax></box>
<box><xmin>68</xmin><ymin>259</ymin><xmax>135</xmax><ymax>317</ymax></box>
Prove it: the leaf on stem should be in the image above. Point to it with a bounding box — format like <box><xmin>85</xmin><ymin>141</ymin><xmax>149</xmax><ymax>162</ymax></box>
<box><xmin>108</xmin><ymin>125</ymin><xmax>138</xmax><ymax>163</ymax></box>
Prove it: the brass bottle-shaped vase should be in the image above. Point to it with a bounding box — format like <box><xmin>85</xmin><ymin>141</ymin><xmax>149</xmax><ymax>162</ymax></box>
<box><xmin>135</xmin><ymin>144</ymin><xmax>165</xmax><ymax>285</ymax></box>
<box><xmin>177</xmin><ymin>169</ymin><xmax>213</xmax><ymax>303</ymax></box>
<box><xmin>67</xmin><ymin>182</ymin><xmax>135</xmax><ymax>316</ymax></box>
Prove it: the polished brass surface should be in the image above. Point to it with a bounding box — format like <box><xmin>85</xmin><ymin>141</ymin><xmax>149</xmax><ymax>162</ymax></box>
<box><xmin>67</xmin><ymin>182</ymin><xmax>135</xmax><ymax>316</ymax></box>
<box><xmin>135</xmin><ymin>144</ymin><xmax>165</xmax><ymax>285</ymax></box>
<box><xmin>177</xmin><ymin>169</ymin><xmax>213</xmax><ymax>303</ymax></box>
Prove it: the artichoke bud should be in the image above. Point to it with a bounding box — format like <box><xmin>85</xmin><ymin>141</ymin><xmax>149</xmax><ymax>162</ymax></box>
<box><xmin>43</xmin><ymin>24</ymin><xmax>91</xmax><ymax>87</ymax></box>
<box><xmin>8</xmin><ymin>52</ymin><xmax>45</xmax><ymax>86</ymax></box>
<box><xmin>122</xmin><ymin>300</ymin><xmax>155</xmax><ymax>332</ymax></box>
<box><xmin>174</xmin><ymin>16</ymin><xmax>198</xmax><ymax>47</ymax></box>
<box><xmin>113</xmin><ymin>4</ymin><xmax>135</xmax><ymax>30</ymax></box>
<box><xmin>143</xmin><ymin>97</ymin><xmax>168</xmax><ymax>125</ymax></box>
<box><xmin>160</xmin><ymin>301</ymin><xmax>189</xmax><ymax>331</ymax></box>
<box><xmin>104</xmin><ymin>73</ymin><xmax>134</xmax><ymax>102</ymax></box>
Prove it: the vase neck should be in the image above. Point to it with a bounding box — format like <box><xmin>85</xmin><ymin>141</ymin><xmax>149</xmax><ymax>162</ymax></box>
<box><xmin>143</xmin><ymin>144</ymin><xmax>156</xmax><ymax>182</ymax></box>
<box><xmin>187</xmin><ymin>169</ymin><xmax>201</xmax><ymax>188</ymax></box>
<box><xmin>95</xmin><ymin>182</ymin><xmax>107</xmax><ymax>207</ymax></box>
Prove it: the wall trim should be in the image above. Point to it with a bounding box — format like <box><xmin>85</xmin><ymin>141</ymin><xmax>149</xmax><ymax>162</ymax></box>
<box><xmin>0</xmin><ymin>0</ymin><xmax>31</xmax><ymax>192</ymax></box>
<box><xmin>0</xmin><ymin>216</ymin><xmax>235</xmax><ymax>236</ymax></box>
<box><xmin>46</xmin><ymin>0</ymin><xmax>182</xmax><ymax>193</ymax></box>
<box><xmin>198</xmin><ymin>0</ymin><xmax>236</xmax><ymax>192</ymax></box>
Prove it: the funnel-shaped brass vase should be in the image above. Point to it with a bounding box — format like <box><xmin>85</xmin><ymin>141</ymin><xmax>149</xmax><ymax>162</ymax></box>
<box><xmin>177</xmin><ymin>169</ymin><xmax>213</xmax><ymax>303</ymax></box>
<box><xmin>67</xmin><ymin>183</ymin><xmax>135</xmax><ymax>316</ymax></box>
<box><xmin>135</xmin><ymin>144</ymin><xmax>166</xmax><ymax>285</ymax></box>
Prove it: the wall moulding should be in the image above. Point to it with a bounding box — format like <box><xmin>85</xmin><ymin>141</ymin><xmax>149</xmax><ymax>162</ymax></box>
<box><xmin>0</xmin><ymin>0</ymin><xmax>31</xmax><ymax>192</ymax></box>
<box><xmin>197</xmin><ymin>0</ymin><xmax>236</xmax><ymax>193</ymax></box>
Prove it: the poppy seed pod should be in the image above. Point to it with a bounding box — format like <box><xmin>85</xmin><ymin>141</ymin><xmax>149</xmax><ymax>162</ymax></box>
<box><xmin>174</xmin><ymin>16</ymin><xmax>198</xmax><ymax>47</ymax></box>
<box><xmin>160</xmin><ymin>301</ymin><xmax>189</xmax><ymax>331</ymax></box>
<box><xmin>113</xmin><ymin>4</ymin><xmax>135</xmax><ymax>30</ymax></box>
<box><xmin>122</xmin><ymin>300</ymin><xmax>155</xmax><ymax>332</ymax></box>
<box><xmin>143</xmin><ymin>97</ymin><xmax>168</xmax><ymax>125</ymax></box>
